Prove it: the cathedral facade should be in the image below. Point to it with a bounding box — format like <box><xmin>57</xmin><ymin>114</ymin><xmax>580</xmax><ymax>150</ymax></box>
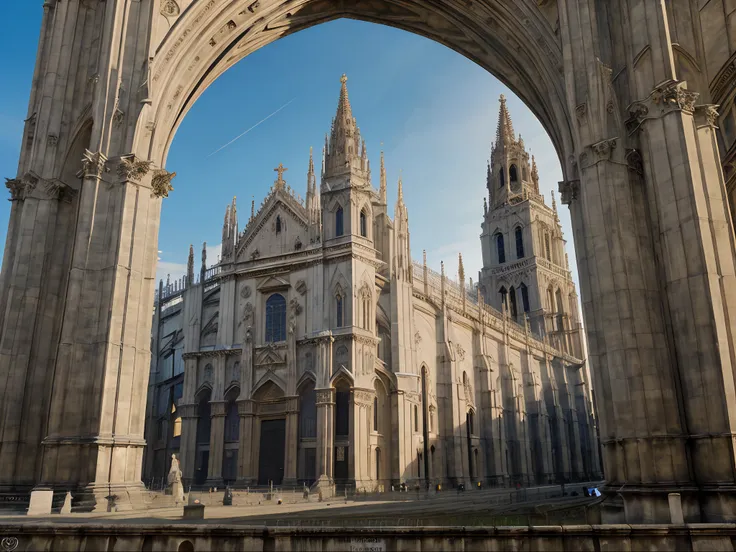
<box><xmin>143</xmin><ymin>77</ymin><xmax>602</xmax><ymax>491</ymax></box>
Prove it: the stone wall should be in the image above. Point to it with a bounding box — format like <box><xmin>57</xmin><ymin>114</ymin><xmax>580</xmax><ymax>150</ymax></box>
<box><xmin>0</xmin><ymin>523</ymin><xmax>735</xmax><ymax>551</ymax></box>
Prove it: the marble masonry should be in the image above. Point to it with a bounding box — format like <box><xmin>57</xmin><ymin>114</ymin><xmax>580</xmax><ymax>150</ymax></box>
<box><xmin>143</xmin><ymin>81</ymin><xmax>601</xmax><ymax>493</ymax></box>
<box><xmin>0</xmin><ymin>0</ymin><xmax>735</xmax><ymax>524</ymax></box>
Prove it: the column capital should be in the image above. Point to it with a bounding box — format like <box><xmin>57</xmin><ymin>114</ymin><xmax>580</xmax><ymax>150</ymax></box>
<box><xmin>209</xmin><ymin>400</ymin><xmax>227</xmax><ymax>417</ymax></box>
<box><xmin>625</xmin><ymin>149</ymin><xmax>644</xmax><ymax>176</ymax></box>
<box><xmin>626</xmin><ymin>80</ymin><xmax>699</xmax><ymax>134</ymax></box>
<box><xmin>558</xmin><ymin>180</ymin><xmax>580</xmax><ymax>206</ymax></box>
<box><xmin>116</xmin><ymin>155</ymin><xmax>153</xmax><ymax>182</ymax></box>
<box><xmin>177</xmin><ymin>403</ymin><xmax>198</xmax><ymax>418</ymax></box>
<box><xmin>77</xmin><ymin>149</ymin><xmax>108</xmax><ymax>179</ymax></box>
<box><xmin>579</xmin><ymin>138</ymin><xmax>618</xmax><ymax>169</ymax></box>
<box><xmin>5</xmin><ymin>174</ymin><xmax>37</xmax><ymax>201</ymax></box>
<box><xmin>693</xmin><ymin>104</ymin><xmax>719</xmax><ymax>129</ymax></box>
<box><xmin>236</xmin><ymin>398</ymin><xmax>255</xmax><ymax>416</ymax></box>
<box><xmin>315</xmin><ymin>387</ymin><xmax>335</xmax><ymax>405</ymax></box>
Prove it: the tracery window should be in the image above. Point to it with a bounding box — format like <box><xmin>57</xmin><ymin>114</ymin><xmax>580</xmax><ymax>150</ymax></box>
<box><xmin>336</xmin><ymin>207</ymin><xmax>344</xmax><ymax>237</ymax></box>
<box><xmin>545</xmin><ymin>234</ymin><xmax>552</xmax><ymax>261</ymax></box>
<box><xmin>265</xmin><ymin>293</ymin><xmax>287</xmax><ymax>342</ymax></box>
<box><xmin>276</xmin><ymin>215</ymin><xmax>282</xmax><ymax>234</ymax></box>
<box><xmin>496</xmin><ymin>233</ymin><xmax>506</xmax><ymax>264</ymax></box>
<box><xmin>515</xmin><ymin>226</ymin><xmax>524</xmax><ymax>258</ymax></box>
<box><xmin>360</xmin><ymin>209</ymin><xmax>367</xmax><ymax>237</ymax></box>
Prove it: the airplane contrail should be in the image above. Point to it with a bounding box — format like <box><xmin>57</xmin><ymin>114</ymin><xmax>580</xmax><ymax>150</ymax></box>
<box><xmin>207</xmin><ymin>97</ymin><xmax>297</xmax><ymax>157</ymax></box>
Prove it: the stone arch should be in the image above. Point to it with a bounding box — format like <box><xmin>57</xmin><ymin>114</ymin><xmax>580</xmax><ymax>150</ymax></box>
<box><xmin>252</xmin><ymin>374</ymin><xmax>287</xmax><ymax>399</ymax></box>
<box><xmin>142</xmin><ymin>2</ymin><xmax>574</xmax><ymax>172</ymax></box>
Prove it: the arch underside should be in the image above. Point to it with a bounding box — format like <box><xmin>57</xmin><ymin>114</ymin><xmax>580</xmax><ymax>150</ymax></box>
<box><xmin>144</xmin><ymin>0</ymin><xmax>573</xmax><ymax>171</ymax></box>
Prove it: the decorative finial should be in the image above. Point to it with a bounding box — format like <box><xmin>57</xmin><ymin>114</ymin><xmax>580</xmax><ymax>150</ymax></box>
<box><xmin>531</xmin><ymin>155</ymin><xmax>539</xmax><ymax>193</ymax></box>
<box><xmin>423</xmin><ymin>249</ymin><xmax>427</xmax><ymax>266</ymax></box>
<box><xmin>458</xmin><ymin>253</ymin><xmax>465</xmax><ymax>283</ymax></box>
<box><xmin>250</xmin><ymin>196</ymin><xmax>255</xmax><ymax>220</ymax></box>
<box><xmin>552</xmin><ymin>190</ymin><xmax>558</xmax><ymax>216</ymax></box>
<box><xmin>397</xmin><ymin>171</ymin><xmax>404</xmax><ymax>203</ymax></box>
<box><xmin>274</xmin><ymin>163</ymin><xmax>288</xmax><ymax>188</ymax></box>
<box><xmin>340</xmin><ymin>74</ymin><xmax>347</xmax><ymax>85</ymax></box>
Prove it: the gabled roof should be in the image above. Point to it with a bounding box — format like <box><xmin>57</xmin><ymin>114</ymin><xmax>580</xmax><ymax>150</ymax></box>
<box><xmin>236</xmin><ymin>185</ymin><xmax>309</xmax><ymax>258</ymax></box>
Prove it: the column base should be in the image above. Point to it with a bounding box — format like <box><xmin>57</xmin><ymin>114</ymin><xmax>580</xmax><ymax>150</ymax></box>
<box><xmin>73</xmin><ymin>481</ymin><xmax>147</xmax><ymax>513</ymax></box>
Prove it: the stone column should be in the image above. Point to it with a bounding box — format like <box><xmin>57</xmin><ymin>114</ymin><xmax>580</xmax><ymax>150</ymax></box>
<box><xmin>627</xmin><ymin>84</ymin><xmax>736</xmax><ymax>521</ymax></box>
<box><xmin>206</xmin><ymin>401</ymin><xmax>226</xmax><ymax>486</ymax></box>
<box><xmin>236</xmin><ymin>399</ymin><xmax>255</xmax><ymax>485</ymax></box>
<box><xmin>177</xmin><ymin>404</ymin><xmax>198</xmax><ymax>486</ymax></box>
<box><xmin>282</xmin><ymin>397</ymin><xmax>299</xmax><ymax>486</ymax></box>
<box><xmin>315</xmin><ymin>387</ymin><xmax>335</xmax><ymax>487</ymax></box>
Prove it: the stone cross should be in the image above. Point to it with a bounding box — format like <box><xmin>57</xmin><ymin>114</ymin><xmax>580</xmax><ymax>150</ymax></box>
<box><xmin>274</xmin><ymin>164</ymin><xmax>288</xmax><ymax>188</ymax></box>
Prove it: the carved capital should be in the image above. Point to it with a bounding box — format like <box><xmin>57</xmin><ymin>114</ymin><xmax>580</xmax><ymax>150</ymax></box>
<box><xmin>151</xmin><ymin>169</ymin><xmax>176</xmax><ymax>198</ymax></box>
<box><xmin>651</xmin><ymin>80</ymin><xmax>698</xmax><ymax>113</ymax></box>
<box><xmin>558</xmin><ymin>180</ymin><xmax>580</xmax><ymax>206</ymax></box>
<box><xmin>117</xmin><ymin>155</ymin><xmax>153</xmax><ymax>182</ymax></box>
<box><xmin>177</xmin><ymin>403</ymin><xmax>198</xmax><ymax>418</ymax></box>
<box><xmin>694</xmin><ymin>104</ymin><xmax>720</xmax><ymax>128</ymax></box>
<box><xmin>580</xmin><ymin>138</ymin><xmax>617</xmax><ymax>167</ymax></box>
<box><xmin>627</xmin><ymin>80</ymin><xmax>699</xmax><ymax>134</ymax></box>
<box><xmin>316</xmin><ymin>388</ymin><xmax>335</xmax><ymax>405</ymax></box>
<box><xmin>209</xmin><ymin>400</ymin><xmax>227</xmax><ymax>417</ymax></box>
<box><xmin>236</xmin><ymin>399</ymin><xmax>255</xmax><ymax>416</ymax></box>
<box><xmin>352</xmin><ymin>389</ymin><xmax>374</xmax><ymax>407</ymax></box>
<box><xmin>44</xmin><ymin>180</ymin><xmax>78</xmax><ymax>203</ymax></box>
<box><xmin>160</xmin><ymin>0</ymin><xmax>180</xmax><ymax>16</ymax></box>
<box><xmin>79</xmin><ymin>150</ymin><xmax>108</xmax><ymax>179</ymax></box>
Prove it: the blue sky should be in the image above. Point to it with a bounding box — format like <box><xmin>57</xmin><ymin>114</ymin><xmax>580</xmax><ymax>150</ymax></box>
<box><xmin>0</xmin><ymin>6</ymin><xmax>577</xmax><ymax>295</ymax></box>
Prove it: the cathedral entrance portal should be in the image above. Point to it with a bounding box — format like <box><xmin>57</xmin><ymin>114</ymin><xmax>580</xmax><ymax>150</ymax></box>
<box><xmin>258</xmin><ymin>419</ymin><xmax>286</xmax><ymax>486</ymax></box>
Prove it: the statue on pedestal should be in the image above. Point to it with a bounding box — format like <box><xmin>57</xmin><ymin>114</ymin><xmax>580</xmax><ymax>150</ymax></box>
<box><xmin>168</xmin><ymin>454</ymin><xmax>185</xmax><ymax>504</ymax></box>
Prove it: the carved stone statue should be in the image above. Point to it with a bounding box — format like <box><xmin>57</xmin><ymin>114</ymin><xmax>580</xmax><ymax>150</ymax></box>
<box><xmin>168</xmin><ymin>453</ymin><xmax>185</xmax><ymax>504</ymax></box>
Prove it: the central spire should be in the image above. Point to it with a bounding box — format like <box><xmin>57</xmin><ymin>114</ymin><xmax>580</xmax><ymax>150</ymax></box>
<box><xmin>325</xmin><ymin>74</ymin><xmax>365</xmax><ymax>179</ymax></box>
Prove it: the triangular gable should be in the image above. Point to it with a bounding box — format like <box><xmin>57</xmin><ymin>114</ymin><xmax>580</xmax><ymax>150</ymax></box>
<box><xmin>257</xmin><ymin>275</ymin><xmax>290</xmax><ymax>292</ymax></box>
<box><xmin>237</xmin><ymin>189</ymin><xmax>309</xmax><ymax>258</ymax></box>
<box><xmin>255</xmin><ymin>345</ymin><xmax>286</xmax><ymax>366</ymax></box>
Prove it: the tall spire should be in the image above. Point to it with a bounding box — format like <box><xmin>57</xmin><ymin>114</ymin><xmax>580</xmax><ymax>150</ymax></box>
<box><xmin>458</xmin><ymin>253</ymin><xmax>465</xmax><ymax>283</ymax></box>
<box><xmin>201</xmin><ymin>242</ymin><xmax>207</xmax><ymax>275</ymax></box>
<box><xmin>222</xmin><ymin>204</ymin><xmax>231</xmax><ymax>249</ymax></box>
<box><xmin>379</xmin><ymin>149</ymin><xmax>387</xmax><ymax>204</ymax></box>
<box><xmin>325</xmin><ymin>74</ymin><xmax>363</xmax><ymax>178</ymax></box>
<box><xmin>231</xmin><ymin>196</ymin><xmax>238</xmax><ymax>234</ymax></box>
<box><xmin>495</xmin><ymin>94</ymin><xmax>515</xmax><ymax>145</ymax></box>
<box><xmin>397</xmin><ymin>171</ymin><xmax>404</xmax><ymax>204</ymax></box>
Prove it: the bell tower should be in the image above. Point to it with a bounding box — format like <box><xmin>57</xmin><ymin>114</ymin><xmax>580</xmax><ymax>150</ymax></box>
<box><xmin>479</xmin><ymin>96</ymin><xmax>583</xmax><ymax>357</ymax></box>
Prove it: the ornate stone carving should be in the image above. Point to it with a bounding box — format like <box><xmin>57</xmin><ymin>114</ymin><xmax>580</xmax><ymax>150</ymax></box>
<box><xmin>694</xmin><ymin>104</ymin><xmax>719</xmax><ymax>128</ymax></box>
<box><xmin>575</xmin><ymin>103</ymin><xmax>587</xmax><ymax>119</ymax></box>
<box><xmin>626</xmin><ymin>103</ymin><xmax>649</xmax><ymax>134</ymax></box>
<box><xmin>590</xmin><ymin>138</ymin><xmax>617</xmax><ymax>162</ymax></box>
<box><xmin>316</xmin><ymin>389</ymin><xmax>333</xmax><ymax>404</ymax></box>
<box><xmin>651</xmin><ymin>80</ymin><xmax>698</xmax><ymax>113</ymax></box>
<box><xmin>44</xmin><ymin>180</ymin><xmax>77</xmax><ymax>203</ymax></box>
<box><xmin>240</xmin><ymin>285</ymin><xmax>251</xmax><ymax>299</ymax></box>
<box><xmin>558</xmin><ymin>180</ymin><xmax>580</xmax><ymax>205</ymax></box>
<box><xmin>160</xmin><ymin>0</ymin><xmax>180</xmax><ymax>17</ymax></box>
<box><xmin>456</xmin><ymin>343</ymin><xmax>466</xmax><ymax>362</ymax></box>
<box><xmin>295</xmin><ymin>280</ymin><xmax>307</xmax><ymax>295</ymax></box>
<box><xmin>289</xmin><ymin>298</ymin><xmax>302</xmax><ymax>316</ymax></box>
<box><xmin>414</xmin><ymin>332</ymin><xmax>422</xmax><ymax>346</ymax></box>
<box><xmin>625</xmin><ymin>149</ymin><xmax>644</xmax><ymax>175</ymax></box>
<box><xmin>79</xmin><ymin>150</ymin><xmax>108</xmax><ymax>179</ymax></box>
<box><xmin>5</xmin><ymin>178</ymin><xmax>27</xmax><ymax>201</ymax></box>
<box><xmin>117</xmin><ymin>156</ymin><xmax>153</xmax><ymax>182</ymax></box>
<box><xmin>47</xmin><ymin>134</ymin><xmax>58</xmax><ymax>147</ymax></box>
<box><xmin>151</xmin><ymin>169</ymin><xmax>175</xmax><ymax>198</ymax></box>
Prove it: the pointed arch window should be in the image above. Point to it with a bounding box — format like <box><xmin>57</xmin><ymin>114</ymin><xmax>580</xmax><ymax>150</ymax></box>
<box><xmin>515</xmin><ymin>226</ymin><xmax>524</xmax><ymax>259</ymax></box>
<box><xmin>373</xmin><ymin>397</ymin><xmax>378</xmax><ymax>431</ymax></box>
<box><xmin>336</xmin><ymin>292</ymin><xmax>344</xmax><ymax>327</ymax></box>
<box><xmin>545</xmin><ymin>234</ymin><xmax>551</xmax><ymax>261</ymax></box>
<box><xmin>499</xmin><ymin>167</ymin><xmax>505</xmax><ymax>188</ymax></box>
<box><xmin>509</xmin><ymin>286</ymin><xmax>518</xmax><ymax>318</ymax></box>
<box><xmin>265</xmin><ymin>293</ymin><xmax>287</xmax><ymax>342</ymax></box>
<box><xmin>276</xmin><ymin>215</ymin><xmax>282</xmax><ymax>234</ymax></box>
<box><xmin>414</xmin><ymin>404</ymin><xmax>419</xmax><ymax>432</ymax></box>
<box><xmin>509</xmin><ymin>164</ymin><xmax>518</xmax><ymax>183</ymax></box>
<box><xmin>496</xmin><ymin>233</ymin><xmax>506</xmax><ymax>264</ymax></box>
<box><xmin>520</xmin><ymin>283</ymin><xmax>530</xmax><ymax>313</ymax></box>
<box><xmin>336</xmin><ymin>207</ymin><xmax>344</xmax><ymax>237</ymax></box>
<box><xmin>499</xmin><ymin>286</ymin><xmax>508</xmax><ymax>311</ymax></box>
<box><xmin>360</xmin><ymin>209</ymin><xmax>367</xmax><ymax>237</ymax></box>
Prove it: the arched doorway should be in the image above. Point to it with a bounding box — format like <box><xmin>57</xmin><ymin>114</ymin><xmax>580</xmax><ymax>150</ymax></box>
<box><xmin>253</xmin><ymin>380</ymin><xmax>287</xmax><ymax>486</ymax></box>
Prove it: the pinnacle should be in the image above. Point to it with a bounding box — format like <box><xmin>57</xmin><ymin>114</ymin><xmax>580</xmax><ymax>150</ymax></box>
<box><xmin>495</xmin><ymin>94</ymin><xmax>516</xmax><ymax>144</ymax></box>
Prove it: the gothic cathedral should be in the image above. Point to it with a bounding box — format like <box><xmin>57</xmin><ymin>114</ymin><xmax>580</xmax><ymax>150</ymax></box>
<box><xmin>144</xmin><ymin>77</ymin><xmax>601</xmax><ymax>492</ymax></box>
